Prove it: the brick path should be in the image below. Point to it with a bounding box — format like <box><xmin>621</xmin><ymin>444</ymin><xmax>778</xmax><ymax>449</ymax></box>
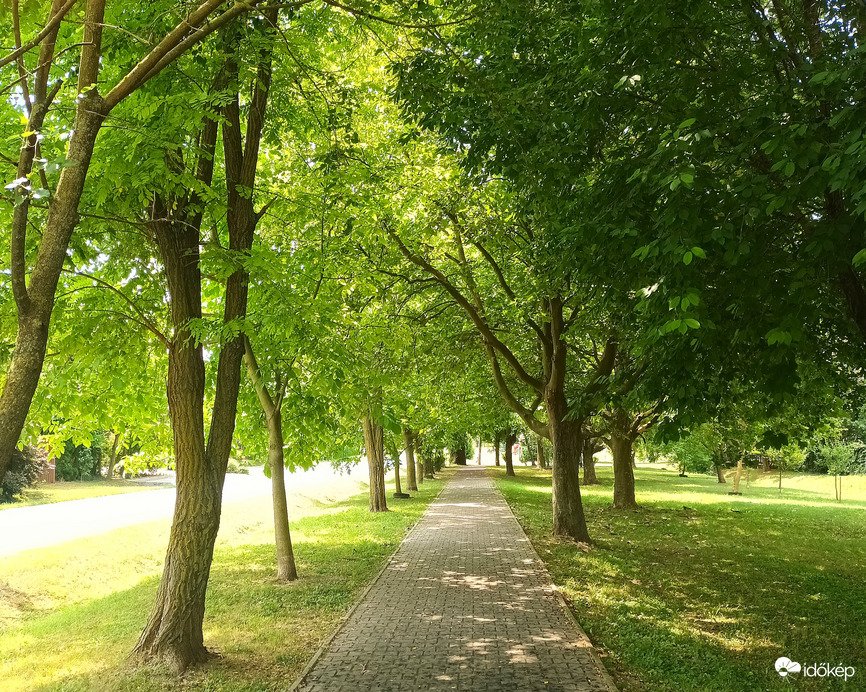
<box><xmin>293</xmin><ymin>466</ymin><xmax>617</xmax><ymax>692</ymax></box>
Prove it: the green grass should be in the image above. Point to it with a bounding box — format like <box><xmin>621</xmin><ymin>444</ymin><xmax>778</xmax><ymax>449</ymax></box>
<box><xmin>0</xmin><ymin>471</ymin><xmax>447</xmax><ymax>691</ymax></box>
<box><xmin>495</xmin><ymin>466</ymin><xmax>866</xmax><ymax>692</ymax></box>
<box><xmin>1</xmin><ymin>478</ymin><xmax>174</xmax><ymax>509</ymax></box>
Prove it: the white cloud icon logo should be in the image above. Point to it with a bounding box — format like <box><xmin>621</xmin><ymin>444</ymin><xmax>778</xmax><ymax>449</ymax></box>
<box><xmin>776</xmin><ymin>657</ymin><xmax>802</xmax><ymax>676</ymax></box>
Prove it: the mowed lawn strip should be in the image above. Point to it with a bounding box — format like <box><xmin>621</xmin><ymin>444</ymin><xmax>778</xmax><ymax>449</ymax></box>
<box><xmin>0</xmin><ymin>471</ymin><xmax>446</xmax><ymax>691</ymax></box>
<box><xmin>0</xmin><ymin>478</ymin><xmax>174</xmax><ymax>510</ymax></box>
<box><xmin>495</xmin><ymin>466</ymin><xmax>866</xmax><ymax>692</ymax></box>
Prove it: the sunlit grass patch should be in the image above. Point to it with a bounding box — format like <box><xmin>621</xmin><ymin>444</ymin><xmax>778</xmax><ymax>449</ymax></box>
<box><xmin>496</xmin><ymin>466</ymin><xmax>866</xmax><ymax>692</ymax></box>
<box><xmin>0</xmin><ymin>479</ymin><xmax>173</xmax><ymax>510</ymax></box>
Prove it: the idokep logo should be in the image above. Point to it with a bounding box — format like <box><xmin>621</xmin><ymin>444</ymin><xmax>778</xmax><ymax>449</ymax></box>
<box><xmin>775</xmin><ymin>657</ymin><xmax>856</xmax><ymax>682</ymax></box>
<box><xmin>775</xmin><ymin>658</ymin><xmax>801</xmax><ymax>677</ymax></box>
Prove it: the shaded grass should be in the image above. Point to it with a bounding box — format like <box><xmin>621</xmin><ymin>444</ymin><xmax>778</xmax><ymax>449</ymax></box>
<box><xmin>495</xmin><ymin>466</ymin><xmax>866</xmax><ymax>692</ymax></box>
<box><xmin>1</xmin><ymin>479</ymin><xmax>173</xmax><ymax>510</ymax></box>
<box><xmin>0</xmin><ymin>471</ymin><xmax>447</xmax><ymax>691</ymax></box>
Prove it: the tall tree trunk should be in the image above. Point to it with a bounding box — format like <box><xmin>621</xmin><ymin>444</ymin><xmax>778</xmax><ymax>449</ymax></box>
<box><xmin>716</xmin><ymin>464</ymin><xmax>727</xmax><ymax>483</ymax></box>
<box><xmin>362</xmin><ymin>416</ymin><xmax>388</xmax><ymax>512</ymax></box>
<box><xmin>545</xmin><ymin>297</ymin><xmax>592</xmax><ymax>542</ymax></box>
<box><xmin>453</xmin><ymin>442</ymin><xmax>467</xmax><ymax>465</ymax></box>
<box><xmin>537</xmin><ymin>438</ymin><xmax>546</xmax><ymax>469</ymax></box>
<box><xmin>133</xmin><ymin>296</ymin><xmax>218</xmax><ymax>671</ymax></box>
<box><xmin>403</xmin><ymin>427</ymin><xmax>418</xmax><ymax>491</ymax></box>
<box><xmin>387</xmin><ymin>437</ymin><xmax>403</xmax><ymax>496</ymax></box>
<box><xmin>610</xmin><ymin>434</ymin><xmax>638</xmax><ymax>509</ymax></box>
<box><xmin>503</xmin><ymin>432</ymin><xmax>516</xmax><ymax>476</ymax></box>
<box><xmin>0</xmin><ymin>95</ymin><xmax>106</xmax><ymax>486</ymax></box>
<box><xmin>243</xmin><ymin>338</ymin><xmax>296</xmax><ymax>582</ymax></box>
<box><xmin>477</xmin><ymin>435</ymin><xmax>483</xmax><ymax>464</ymax></box>
<box><xmin>106</xmin><ymin>431</ymin><xmax>122</xmax><ymax>480</ymax></box>
<box><xmin>267</xmin><ymin>409</ymin><xmax>297</xmax><ymax>581</ymax></box>
<box><xmin>494</xmin><ymin>432</ymin><xmax>500</xmax><ymax>466</ymax></box>
<box><xmin>135</xmin><ymin>17</ymin><xmax>275</xmax><ymax>668</ymax></box>
<box><xmin>547</xmin><ymin>413</ymin><xmax>590</xmax><ymax>541</ymax></box>
<box><xmin>582</xmin><ymin>438</ymin><xmax>599</xmax><ymax>485</ymax></box>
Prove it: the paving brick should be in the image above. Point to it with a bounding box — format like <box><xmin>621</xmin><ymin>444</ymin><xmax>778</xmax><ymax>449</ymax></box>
<box><xmin>295</xmin><ymin>467</ymin><xmax>616</xmax><ymax>692</ymax></box>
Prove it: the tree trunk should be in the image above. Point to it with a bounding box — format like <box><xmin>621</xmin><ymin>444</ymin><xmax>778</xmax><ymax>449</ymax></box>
<box><xmin>268</xmin><ymin>410</ymin><xmax>297</xmax><ymax>581</ymax></box>
<box><xmin>716</xmin><ymin>464</ymin><xmax>726</xmax><ymax>483</ymax></box>
<box><xmin>135</xmin><ymin>24</ymin><xmax>274</xmax><ymax>667</ymax></box>
<box><xmin>548</xmin><ymin>413</ymin><xmax>590</xmax><ymax>542</ymax></box>
<box><xmin>494</xmin><ymin>432</ymin><xmax>500</xmax><ymax>466</ymax></box>
<box><xmin>362</xmin><ymin>416</ymin><xmax>388</xmax><ymax>512</ymax></box>
<box><xmin>133</xmin><ymin>308</ymin><xmax>218</xmax><ymax>671</ymax></box>
<box><xmin>504</xmin><ymin>432</ymin><xmax>516</xmax><ymax>476</ymax></box>
<box><xmin>243</xmin><ymin>338</ymin><xmax>297</xmax><ymax>582</ymax></box>
<box><xmin>106</xmin><ymin>431</ymin><xmax>122</xmax><ymax>480</ymax></box>
<box><xmin>537</xmin><ymin>439</ymin><xmax>547</xmax><ymax>469</ymax></box>
<box><xmin>0</xmin><ymin>95</ymin><xmax>106</xmax><ymax>487</ymax></box>
<box><xmin>477</xmin><ymin>435</ymin><xmax>483</xmax><ymax>465</ymax></box>
<box><xmin>762</xmin><ymin>455</ymin><xmax>771</xmax><ymax>472</ymax></box>
<box><xmin>610</xmin><ymin>434</ymin><xmax>638</xmax><ymax>510</ymax></box>
<box><xmin>424</xmin><ymin>453</ymin><xmax>435</xmax><ymax>478</ymax></box>
<box><xmin>582</xmin><ymin>438</ymin><xmax>599</xmax><ymax>485</ymax></box>
<box><xmin>403</xmin><ymin>427</ymin><xmax>418</xmax><ymax>491</ymax></box>
<box><xmin>389</xmin><ymin>438</ymin><xmax>403</xmax><ymax>495</ymax></box>
<box><xmin>454</xmin><ymin>446</ymin><xmax>467</xmax><ymax>465</ymax></box>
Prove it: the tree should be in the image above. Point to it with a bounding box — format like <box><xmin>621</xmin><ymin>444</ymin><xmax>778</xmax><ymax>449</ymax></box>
<box><xmin>0</xmin><ymin>0</ymin><xmax>277</xmax><ymax>491</ymax></box>
<box><xmin>133</xmin><ymin>8</ymin><xmax>282</xmax><ymax>670</ymax></box>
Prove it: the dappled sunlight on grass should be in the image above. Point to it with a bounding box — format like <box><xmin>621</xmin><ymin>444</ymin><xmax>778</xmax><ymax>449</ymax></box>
<box><xmin>0</xmin><ymin>473</ymin><xmax>447</xmax><ymax>691</ymax></box>
<box><xmin>496</xmin><ymin>466</ymin><xmax>866</xmax><ymax>692</ymax></box>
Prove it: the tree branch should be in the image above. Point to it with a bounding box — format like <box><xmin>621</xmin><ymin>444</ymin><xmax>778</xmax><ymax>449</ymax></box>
<box><xmin>384</xmin><ymin>222</ymin><xmax>543</xmax><ymax>392</ymax></box>
<box><xmin>0</xmin><ymin>0</ymin><xmax>79</xmax><ymax>71</ymax></box>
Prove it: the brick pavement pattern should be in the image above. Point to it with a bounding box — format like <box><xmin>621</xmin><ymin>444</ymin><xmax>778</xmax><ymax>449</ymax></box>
<box><xmin>293</xmin><ymin>466</ymin><xmax>617</xmax><ymax>692</ymax></box>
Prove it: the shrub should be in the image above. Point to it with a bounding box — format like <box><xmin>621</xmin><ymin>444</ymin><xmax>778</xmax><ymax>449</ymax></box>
<box><xmin>1</xmin><ymin>446</ymin><xmax>43</xmax><ymax>502</ymax></box>
<box><xmin>226</xmin><ymin>458</ymin><xmax>249</xmax><ymax>475</ymax></box>
<box><xmin>55</xmin><ymin>441</ymin><xmax>100</xmax><ymax>481</ymax></box>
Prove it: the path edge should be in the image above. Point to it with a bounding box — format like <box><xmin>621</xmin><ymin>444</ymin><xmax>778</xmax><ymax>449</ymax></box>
<box><xmin>287</xmin><ymin>470</ymin><xmax>452</xmax><ymax>692</ymax></box>
<box><xmin>491</xmin><ymin>468</ymin><xmax>620</xmax><ymax>692</ymax></box>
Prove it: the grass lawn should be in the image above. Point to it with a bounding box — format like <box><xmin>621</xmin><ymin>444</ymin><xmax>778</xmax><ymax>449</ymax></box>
<box><xmin>1</xmin><ymin>478</ymin><xmax>174</xmax><ymax>510</ymax></box>
<box><xmin>495</xmin><ymin>466</ymin><xmax>866</xmax><ymax>692</ymax></box>
<box><xmin>0</xmin><ymin>471</ymin><xmax>446</xmax><ymax>691</ymax></box>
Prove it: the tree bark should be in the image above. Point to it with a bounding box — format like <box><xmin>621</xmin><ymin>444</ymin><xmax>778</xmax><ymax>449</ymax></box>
<box><xmin>503</xmin><ymin>432</ymin><xmax>516</xmax><ymax>476</ymax></box>
<box><xmin>716</xmin><ymin>463</ymin><xmax>727</xmax><ymax>483</ymax></box>
<box><xmin>494</xmin><ymin>432</ymin><xmax>500</xmax><ymax>466</ymax></box>
<box><xmin>582</xmin><ymin>438</ymin><xmax>599</xmax><ymax>485</ymax></box>
<box><xmin>610</xmin><ymin>434</ymin><xmax>638</xmax><ymax>509</ymax></box>
<box><xmin>545</xmin><ymin>297</ymin><xmax>592</xmax><ymax>542</ymax></box>
<box><xmin>362</xmin><ymin>416</ymin><xmax>388</xmax><ymax>512</ymax></box>
<box><xmin>106</xmin><ymin>431</ymin><xmax>122</xmax><ymax>480</ymax></box>
<box><xmin>424</xmin><ymin>453</ymin><xmax>435</xmax><ymax>478</ymax></box>
<box><xmin>403</xmin><ymin>427</ymin><xmax>418</xmax><ymax>491</ymax></box>
<box><xmin>267</xmin><ymin>410</ymin><xmax>297</xmax><ymax>581</ymax></box>
<box><xmin>243</xmin><ymin>338</ymin><xmax>296</xmax><ymax>582</ymax></box>
<box><xmin>477</xmin><ymin>435</ymin><xmax>483</xmax><ymax>465</ymax></box>
<box><xmin>537</xmin><ymin>438</ymin><xmax>547</xmax><ymax>469</ymax></box>
<box><xmin>454</xmin><ymin>446</ymin><xmax>467</xmax><ymax>465</ymax></box>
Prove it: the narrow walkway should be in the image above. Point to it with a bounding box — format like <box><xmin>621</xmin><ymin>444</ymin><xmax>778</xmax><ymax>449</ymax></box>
<box><xmin>294</xmin><ymin>466</ymin><xmax>616</xmax><ymax>692</ymax></box>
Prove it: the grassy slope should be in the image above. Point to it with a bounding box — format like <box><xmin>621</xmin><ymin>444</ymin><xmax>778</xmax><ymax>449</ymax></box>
<box><xmin>495</xmin><ymin>466</ymin><xmax>866</xmax><ymax>692</ymax></box>
<box><xmin>0</xmin><ymin>472</ymin><xmax>446</xmax><ymax>691</ymax></box>
<box><xmin>1</xmin><ymin>479</ymin><xmax>174</xmax><ymax>509</ymax></box>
